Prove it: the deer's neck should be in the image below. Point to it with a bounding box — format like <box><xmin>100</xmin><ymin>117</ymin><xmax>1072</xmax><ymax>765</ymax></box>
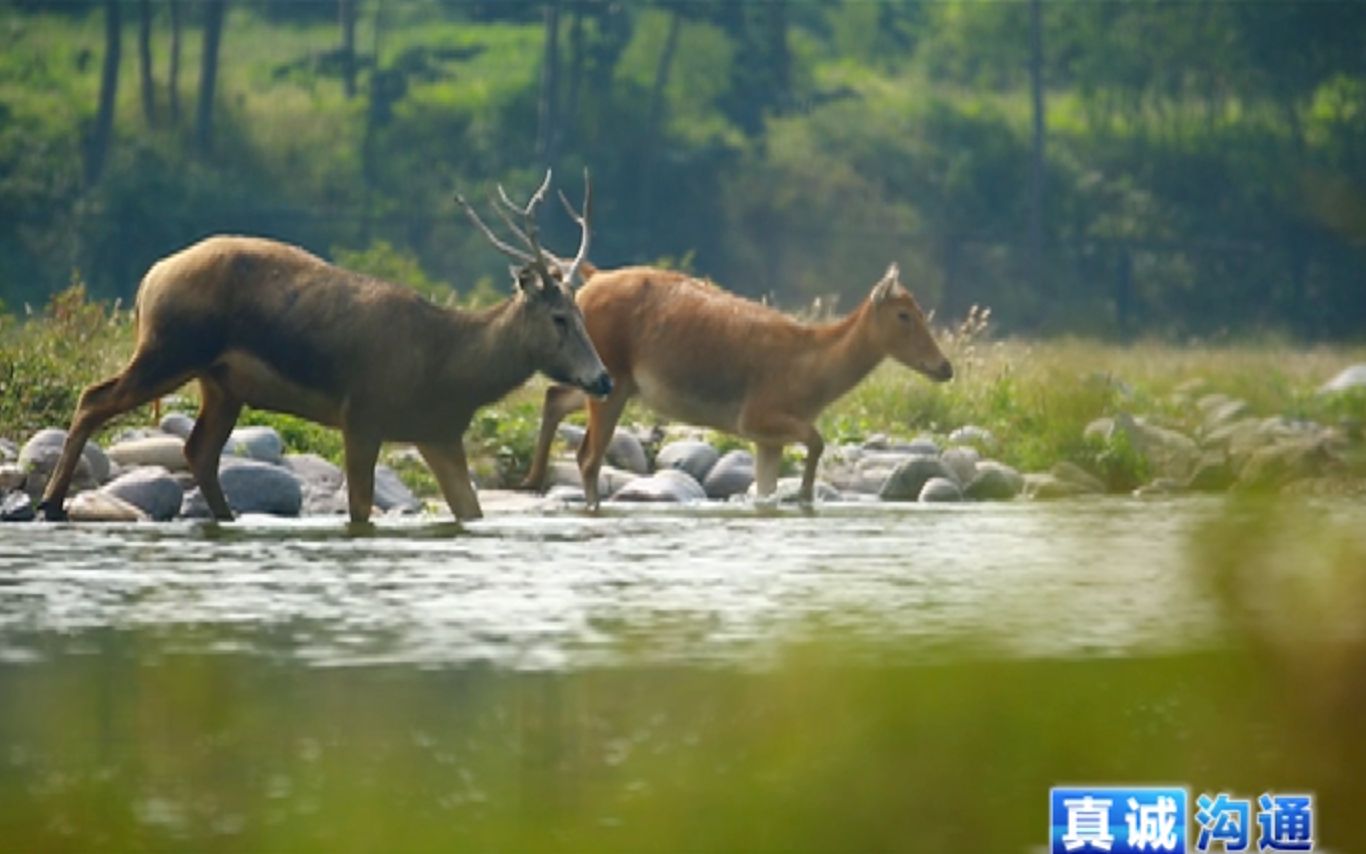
<box><xmin>440</xmin><ymin>298</ymin><xmax>537</xmax><ymax>413</ymax></box>
<box><xmin>802</xmin><ymin>299</ymin><xmax>884</xmax><ymax>410</ymax></box>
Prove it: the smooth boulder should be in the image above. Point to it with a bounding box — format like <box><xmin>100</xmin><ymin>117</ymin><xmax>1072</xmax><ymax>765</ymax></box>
<box><xmin>940</xmin><ymin>446</ymin><xmax>980</xmax><ymax>486</ymax></box>
<box><xmin>702</xmin><ymin>449</ymin><xmax>755</xmax><ymax>499</ymax></box>
<box><xmin>106</xmin><ymin>435</ymin><xmax>189</xmax><ymax>472</ymax></box>
<box><xmin>612</xmin><ymin>469</ymin><xmax>706</xmax><ymax>503</ymax></box>
<box><xmin>158</xmin><ymin>411</ymin><xmax>197</xmax><ymax>439</ymax></box>
<box><xmin>964</xmin><ymin>461</ymin><xmax>1023</xmax><ymax>500</ymax></box>
<box><xmin>225</xmin><ymin>426</ymin><xmax>285</xmax><ymax>465</ymax></box>
<box><xmin>19</xmin><ymin>428</ymin><xmax>111</xmax><ymax>494</ymax></box>
<box><xmin>183</xmin><ymin>458</ymin><xmax>303</xmax><ymax>517</ymax></box>
<box><xmin>372</xmin><ymin>464</ymin><xmax>423</xmax><ymax>514</ymax></box>
<box><xmin>918</xmin><ymin>477</ymin><xmax>962</xmax><ymax>502</ymax></box>
<box><xmin>655</xmin><ymin>440</ymin><xmax>720</xmax><ymax>483</ymax></box>
<box><xmin>101</xmin><ymin>467</ymin><xmax>184</xmax><ymax>521</ymax></box>
<box><xmin>556</xmin><ymin>424</ymin><xmax>650</xmax><ymax>474</ymax></box>
<box><xmin>67</xmin><ymin>490</ymin><xmax>148</xmax><ymax>522</ymax></box>
<box><xmin>878</xmin><ymin>455</ymin><xmax>954</xmax><ymax>502</ymax></box>
<box><xmin>0</xmin><ymin>464</ymin><xmax>26</xmax><ymax>493</ymax></box>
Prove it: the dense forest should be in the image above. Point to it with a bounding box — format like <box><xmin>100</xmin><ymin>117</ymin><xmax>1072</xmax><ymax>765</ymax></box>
<box><xmin>1</xmin><ymin>0</ymin><xmax>1363</xmax><ymax>338</ymax></box>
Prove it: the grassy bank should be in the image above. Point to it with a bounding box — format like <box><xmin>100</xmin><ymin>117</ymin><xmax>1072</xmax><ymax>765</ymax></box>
<box><xmin>4</xmin><ymin>286</ymin><xmax>1363</xmax><ymax>492</ymax></box>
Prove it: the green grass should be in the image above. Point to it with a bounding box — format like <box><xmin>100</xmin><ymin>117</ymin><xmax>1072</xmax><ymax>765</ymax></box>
<box><xmin>4</xmin><ymin>286</ymin><xmax>1365</xmax><ymax>491</ymax></box>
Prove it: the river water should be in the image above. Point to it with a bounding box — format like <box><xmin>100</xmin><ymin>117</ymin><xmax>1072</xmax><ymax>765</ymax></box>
<box><xmin>0</xmin><ymin>495</ymin><xmax>1239</xmax><ymax>670</ymax></box>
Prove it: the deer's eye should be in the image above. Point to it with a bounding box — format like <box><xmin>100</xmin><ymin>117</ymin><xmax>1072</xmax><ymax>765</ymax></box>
<box><xmin>897</xmin><ymin>311</ymin><xmax>912</xmax><ymax>323</ymax></box>
<box><xmin>552</xmin><ymin>315</ymin><xmax>570</xmax><ymax>333</ymax></box>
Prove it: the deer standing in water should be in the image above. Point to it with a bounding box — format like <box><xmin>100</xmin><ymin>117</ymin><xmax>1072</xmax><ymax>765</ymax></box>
<box><xmin>40</xmin><ymin>171</ymin><xmax>610</xmax><ymax>524</ymax></box>
<box><xmin>523</xmin><ymin>262</ymin><xmax>953</xmax><ymax>508</ymax></box>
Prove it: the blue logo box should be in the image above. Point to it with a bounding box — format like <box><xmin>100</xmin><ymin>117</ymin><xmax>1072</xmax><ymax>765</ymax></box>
<box><xmin>1050</xmin><ymin>786</ymin><xmax>1189</xmax><ymax>853</ymax></box>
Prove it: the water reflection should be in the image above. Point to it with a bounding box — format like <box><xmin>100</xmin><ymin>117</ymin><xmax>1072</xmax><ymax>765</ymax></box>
<box><xmin>0</xmin><ymin>498</ymin><xmax>1250</xmax><ymax>669</ymax></box>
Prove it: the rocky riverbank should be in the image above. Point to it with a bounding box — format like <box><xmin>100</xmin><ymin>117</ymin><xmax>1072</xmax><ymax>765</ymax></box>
<box><xmin>2</xmin><ymin>363</ymin><xmax>1362</xmax><ymax>521</ymax></box>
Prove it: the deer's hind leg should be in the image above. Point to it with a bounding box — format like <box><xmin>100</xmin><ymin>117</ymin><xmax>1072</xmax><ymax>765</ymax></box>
<box><xmin>418</xmin><ymin>441</ymin><xmax>482</xmax><ymax>521</ymax></box>
<box><xmin>39</xmin><ymin>349</ymin><xmax>193</xmax><ymax>520</ymax></box>
<box><xmin>521</xmin><ymin>384</ymin><xmax>587</xmax><ymax>492</ymax></box>
<box><xmin>184</xmin><ymin>374</ymin><xmax>243</xmax><ymax>521</ymax></box>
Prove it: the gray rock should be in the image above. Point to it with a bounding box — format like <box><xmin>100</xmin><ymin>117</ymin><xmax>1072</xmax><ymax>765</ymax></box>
<box><xmin>655</xmin><ymin>440</ymin><xmax>720</xmax><ymax>482</ymax></box>
<box><xmin>947</xmin><ymin>425</ymin><xmax>996</xmax><ymax>450</ymax></box>
<box><xmin>1023</xmin><ymin>473</ymin><xmax>1088</xmax><ymax>500</ymax></box>
<box><xmin>1111</xmin><ymin>413</ymin><xmax>1199</xmax><ymax>480</ymax></box>
<box><xmin>702</xmin><ymin>449</ymin><xmax>754</xmax><ymax>499</ymax></box>
<box><xmin>940</xmin><ymin>446</ymin><xmax>980</xmax><ymax>486</ymax></box>
<box><xmin>545</xmin><ymin>484</ymin><xmax>588</xmax><ymax>504</ymax></box>
<box><xmin>757</xmin><ymin>477</ymin><xmax>842</xmax><ymax>503</ymax></box>
<box><xmin>106</xmin><ymin>435</ymin><xmax>189</xmax><ymax>471</ymax></box>
<box><xmin>20</xmin><ymin>428</ymin><xmax>111</xmax><ymax>492</ymax></box>
<box><xmin>101</xmin><ymin>467</ymin><xmax>184</xmax><ymax>521</ymax></box>
<box><xmin>964</xmin><ymin>461</ymin><xmax>1023</xmax><ymax>500</ymax></box>
<box><xmin>919</xmin><ymin>477</ymin><xmax>962</xmax><ymax>502</ymax></box>
<box><xmin>1</xmin><ymin>492</ymin><xmax>35</xmax><ymax>522</ymax></box>
<box><xmin>109</xmin><ymin>427</ymin><xmax>164</xmax><ymax>445</ymax></box>
<box><xmin>159</xmin><ymin>411</ymin><xmax>196</xmax><ymax>439</ymax></box>
<box><xmin>1185</xmin><ymin>454</ymin><xmax>1234</xmax><ymax>492</ymax></box>
<box><xmin>284</xmin><ymin>453</ymin><xmax>344</xmax><ymax>492</ymax></box>
<box><xmin>878</xmin><ymin>455</ymin><xmax>954</xmax><ymax>502</ymax></box>
<box><xmin>68</xmin><ymin>490</ymin><xmax>148</xmax><ymax>522</ymax></box>
<box><xmin>861</xmin><ymin>433</ymin><xmax>892</xmax><ymax>450</ymax></box>
<box><xmin>611</xmin><ymin>469</ymin><xmax>707</xmax><ymax>503</ymax></box>
<box><xmin>904</xmin><ymin>436</ymin><xmax>941</xmax><ymax>456</ymax></box>
<box><xmin>1319</xmin><ymin>363</ymin><xmax>1366</xmax><ymax>395</ymax></box>
<box><xmin>1235</xmin><ymin>438</ymin><xmax>1338</xmax><ymax>491</ymax></box>
<box><xmin>0</xmin><ymin>438</ymin><xmax>19</xmax><ymax>463</ymax></box>
<box><xmin>0</xmin><ymin>464</ymin><xmax>26</xmax><ymax>493</ymax></box>
<box><xmin>1050</xmin><ymin>461</ymin><xmax>1106</xmax><ymax>494</ymax></box>
<box><xmin>542</xmin><ymin>459</ymin><xmax>635</xmax><ymax>497</ymax></box>
<box><xmin>556</xmin><ymin>423</ymin><xmax>650</xmax><ymax>474</ymax></box>
<box><xmin>183</xmin><ymin>458</ymin><xmax>303</xmax><ymax>517</ymax></box>
<box><xmin>225</xmin><ymin>426</ymin><xmax>285</xmax><ymax>465</ymax></box>
<box><xmin>371</xmin><ymin>464</ymin><xmax>423</xmax><ymax>514</ymax></box>
<box><xmin>301</xmin><ymin>488</ymin><xmax>350</xmax><ymax>516</ymax></box>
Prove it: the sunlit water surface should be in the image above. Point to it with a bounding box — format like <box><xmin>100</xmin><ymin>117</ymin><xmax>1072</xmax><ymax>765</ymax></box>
<box><xmin>0</xmin><ymin>496</ymin><xmax>1276</xmax><ymax>670</ymax></box>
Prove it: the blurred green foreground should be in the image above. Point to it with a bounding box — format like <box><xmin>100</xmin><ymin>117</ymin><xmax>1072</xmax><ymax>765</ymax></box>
<box><xmin>0</xmin><ymin>498</ymin><xmax>1362</xmax><ymax>853</ymax></box>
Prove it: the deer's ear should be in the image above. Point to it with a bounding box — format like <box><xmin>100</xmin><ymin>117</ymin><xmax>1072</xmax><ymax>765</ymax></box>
<box><xmin>871</xmin><ymin>263</ymin><xmax>901</xmax><ymax>303</ymax></box>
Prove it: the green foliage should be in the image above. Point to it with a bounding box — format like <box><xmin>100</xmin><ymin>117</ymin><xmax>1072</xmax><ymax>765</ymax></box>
<box><xmin>467</xmin><ymin>399</ymin><xmax>544</xmax><ymax>484</ymax></box>
<box><xmin>333</xmin><ymin>240</ymin><xmax>455</xmax><ymax>303</ymax></box>
<box><xmin>236</xmin><ymin>409</ymin><xmax>343</xmax><ymax>465</ymax></box>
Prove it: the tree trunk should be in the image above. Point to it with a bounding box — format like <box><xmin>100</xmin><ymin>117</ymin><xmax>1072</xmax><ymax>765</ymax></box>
<box><xmin>138</xmin><ymin>0</ymin><xmax>156</xmax><ymax>125</ymax></box>
<box><xmin>168</xmin><ymin>0</ymin><xmax>182</xmax><ymax>123</ymax></box>
<box><xmin>638</xmin><ymin>10</ymin><xmax>683</xmax><ymax>237</ymax></box>
<box><xmin>1027</xmin><ymin>0</ymin><xmax>1046</xmax><ymax>299</ymax></box>
<box><xmin>563</xmin><ymin>3</ymin><xmax>585</xmax><ymax>149</ymax></box>
<box><xmin>196</xmin><ymin>0</ymin><xmax>227</xmax><ymax>153</ymax></box>
<box><xmin>85</xmin><ymin>0</ymin><xmax>121</xmax><ymax>186</ymax></box>
<box><xmin>536</xmin><ymin>0</ymin><xmax>562</xmax><ymax>165</ymax></box>
<box><xmin>340</xmin><ymin>0</ymin><xmax>357</xmax><ymax>98</ymax></box>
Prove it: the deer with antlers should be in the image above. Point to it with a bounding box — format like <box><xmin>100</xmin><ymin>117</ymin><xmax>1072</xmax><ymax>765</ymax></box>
<box><xmin>39</xmin><ymin>170</ymin><xmax>608</xmax><ymax>524</ymax></box>
<box><xmin>523</xmin><ymin>262</ymin><xmax>953</xmax><ymax>508</ymax></box>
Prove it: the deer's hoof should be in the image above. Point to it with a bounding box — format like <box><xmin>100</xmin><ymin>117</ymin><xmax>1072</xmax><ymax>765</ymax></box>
<box><xmin>36</xmin><ymin>500</ymin><xmax>68</xmax><ymax>522</ymax></box>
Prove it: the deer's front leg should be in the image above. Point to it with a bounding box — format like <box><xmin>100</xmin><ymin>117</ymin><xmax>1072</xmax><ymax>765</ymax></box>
<box><xmin>342</xmin><ymin>429</ymin><xmax>382</xmax><ymax>525</ymax></box>
<box><xmin>418</xmin><ymin>441</ymin><xmax>483</xmax><ymax>521</ymax></box>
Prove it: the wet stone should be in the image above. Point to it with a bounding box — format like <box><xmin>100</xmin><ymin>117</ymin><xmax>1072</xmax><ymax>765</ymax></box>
<box><xmin>964</xmin><ymin>461</ymin><xmax>1023</xmax><ymax>500</ymax></box>
<box><xmin>702</xmin><ymin>449</ymin><xmax>754</xmax><ymax>499</ymax></box>
<box><xmin>225</xmin><ymin>426</ymin><xmax>285</xmax><ymax>465</ymax></box>
<box><xmin>1</xmin><ymin>492</ymin><xmax>35</xmax><ymax>522</ymax></box>
<box><xmin>106</xmin><ymin>435</ymin><xmax>189</xmax><ymax>472</ymax></box>
<box><xmin>158</xmin><ymin>411</ymin><xmax>196</xmax><ymax>439</ymax></box>
<box><xmin>101</xmin><ymin>467</ymin><xmax>184</xmax><ymax>521</ymax></box>
<box><xmin>655</xmin><ymin>440</ymin><xmax>720</xmax><ymax>483</ymax></box>
<box><xmin>878</xmin><ymin>455</ymin><xmax>953</xmax><ymax>502</ymax></box>
<box><xmin>919</xmin><ymin>477</ymin><xmax>962</xmax><ymax>502</ymax></box>
<box><xmin>612</xmin><ymin>469</ymin><xmax>707</xmax><ymax>503</ymax></box>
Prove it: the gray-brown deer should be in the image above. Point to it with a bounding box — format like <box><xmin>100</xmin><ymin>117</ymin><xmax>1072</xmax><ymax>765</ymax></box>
<box><xmin>523</xmin><ymin>262</ymin><xmax>953</xmax><ymax>508</ymax></box>
<box><xmin>39</xmin><ymin>170</ymin><xmax>610</xmax><ymax>524</ymax></box>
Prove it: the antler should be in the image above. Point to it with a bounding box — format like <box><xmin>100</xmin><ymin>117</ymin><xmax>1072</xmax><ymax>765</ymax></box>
<box><xmin>492</xmin><ymin>169</ymin><xmax>554</xmax><ymax>275</ymax></box>
<box><xmin>558</xmin><ymin>168</ymin><xmax>592</xmax><ymax>287</ymax></box>
<box><xmin>454</xmin><ymin>190</ymin><xmax>536</xmax><ymax>265</ymax></box>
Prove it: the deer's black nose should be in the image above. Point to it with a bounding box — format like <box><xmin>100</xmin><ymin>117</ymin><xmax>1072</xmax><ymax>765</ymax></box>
<box><xmin>935</xmin><ymin>360</ymin><xmax>954</xmax><ymax>382</ymax></box>
<box><xmin>584</xmin><ymin>372</ymin><xmax>613</xmax><ymax>398</ymax></box>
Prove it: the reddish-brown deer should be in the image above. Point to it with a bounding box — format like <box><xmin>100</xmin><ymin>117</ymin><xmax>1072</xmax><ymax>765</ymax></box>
<box><xmin>523</xmin><ymin>262</ymin><xmax>953</xmax><ymax>508</ymax></box>
<box><xmin>40</xmin><ymin>171</ymin><xmax>610</xmax><ymax>524</ymax></box>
